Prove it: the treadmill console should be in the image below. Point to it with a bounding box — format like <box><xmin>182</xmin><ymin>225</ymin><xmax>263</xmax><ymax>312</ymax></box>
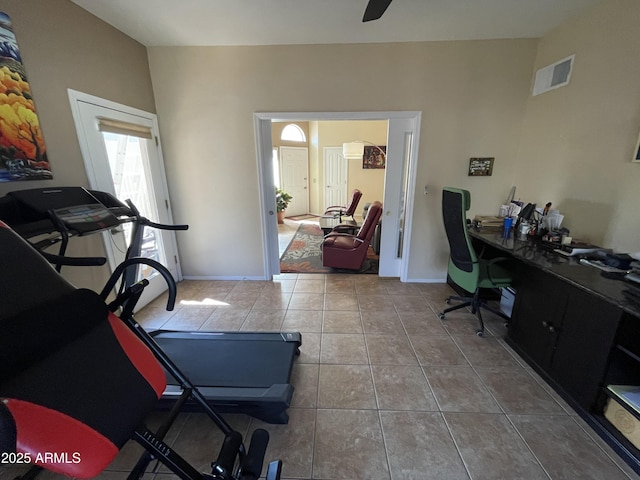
<box><xmin>7</xmin><ymin>187</ymin><xmax>119</xmax><ymax>235</ymax></box>
<box><xmin>52</xmin><ymin>203</ymin><xmax>119</xmax><ymax>234</ymax></box>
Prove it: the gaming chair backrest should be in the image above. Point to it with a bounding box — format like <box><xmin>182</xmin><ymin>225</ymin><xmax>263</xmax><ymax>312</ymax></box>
<box><xmin>0</xmin><ymin>222</ymin><xmax>166</xmax><ymax>478</ymax></box>
<box><xmin>441</xmin><ymin>188</ymin><xmax>479</xmax><ymax>293</ymax></box>
<box><xmin>357</xmin><ymin>201</ymin><xmax>382</xmax><ymax>243</ymax></box>
<box><xmin>0</xmin><ymin>220</ymin><xmax>75</xmax><ymax>320</ymax></box>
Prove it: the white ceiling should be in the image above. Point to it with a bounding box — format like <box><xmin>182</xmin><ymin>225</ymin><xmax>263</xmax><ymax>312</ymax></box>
<box><xmin>70</xmin><ymin>0</ymin><xmax>601</xmax><ymax>47</ymax></box>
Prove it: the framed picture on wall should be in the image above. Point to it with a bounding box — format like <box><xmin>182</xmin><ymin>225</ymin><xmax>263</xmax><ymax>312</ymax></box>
<box><xmin>633</xmin><ymin>131</ymin><xmax>640</xmax><ymax>163</ymax></box>
<box><xmin>0</xmin><ymin>12</ymin><xmax>52</xmax><ymax>182</ymax></box>
<box><xmin>363</xmin><ymin>145</ymin><xmax>386</xmax><ymax>169</ymax></box>
<box><xmin>468</xmin><ymin>157</ymin><xmax>494</xmax><ymax>176</ymax></box>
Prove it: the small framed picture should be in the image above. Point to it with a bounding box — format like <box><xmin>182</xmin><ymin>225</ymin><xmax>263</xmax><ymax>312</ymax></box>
<box><xmin>468</xmin><ymin>157</ymin><xmax>494</xmax><ymax>176</ymax></box>
<box><xmin>633</xmin><ymin>132</ymin><xmax>640</xmax><ymax>163</ymax></box>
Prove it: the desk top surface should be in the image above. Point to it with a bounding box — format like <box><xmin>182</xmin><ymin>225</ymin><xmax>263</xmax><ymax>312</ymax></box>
<box><xmin>469</xmin><ymin>229</ymin><xmax>640</xmax><ymax>318</ymax></box>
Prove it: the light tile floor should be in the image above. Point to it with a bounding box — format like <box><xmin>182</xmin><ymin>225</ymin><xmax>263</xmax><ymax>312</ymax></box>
<box><xmin>4</xmin><ymin>217</ymin><xmax>640</xmax><ymax>480</ymax></box>
<box><xmin>7</xmin><ymin>276</ymin><xmax>640</xmax><ymax>480</ymax></box>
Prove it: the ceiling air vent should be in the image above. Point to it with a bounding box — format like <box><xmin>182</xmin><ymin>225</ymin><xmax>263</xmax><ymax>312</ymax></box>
<box><xmin>532</xmin><ymin>54</ymin><xmax>575</xmax><ymax>96</ymax></box>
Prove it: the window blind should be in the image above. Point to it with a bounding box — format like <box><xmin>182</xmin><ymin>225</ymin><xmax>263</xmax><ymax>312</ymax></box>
<box><xmin>97</xmin><ymin>117</ymin><xmax>152</xmax><ymax>140</ymax></box>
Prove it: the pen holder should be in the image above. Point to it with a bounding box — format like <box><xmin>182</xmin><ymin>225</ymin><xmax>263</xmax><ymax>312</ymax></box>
<box><xmin>502</xmin><ymin>217</ymin><xmax>513</xmax><ymax>238</ymax></box>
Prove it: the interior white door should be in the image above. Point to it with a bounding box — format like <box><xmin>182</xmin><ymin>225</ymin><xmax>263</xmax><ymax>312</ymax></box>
<box><xmin>279</xmin><ymin>146</ymin><xmax>309</xmax><ymax>216</ymax></box>
<box><xmin>323</xmin><ymin>146</ymin><xmax>347</xmax><ymax>212</ymax></box>
<box><xmin>68</xmin><ymin>90</ymin><xmax>181</xmax><ymax>310</ymax></box>
<box><xmin>378</xmin><ymin>117</ymin><xmax>415</xmax><ymax>277</ymax></box>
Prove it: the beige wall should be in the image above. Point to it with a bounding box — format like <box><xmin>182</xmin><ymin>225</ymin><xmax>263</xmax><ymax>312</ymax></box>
<box><xmin>148</xmin><ymin>40</ymin><xmax>537</xmax><ymax>279</ymax></box>
<box><xmin>0</xmin><ymin>0</ymin><xmax>155</xmax><ymax>289</ymax></box>
<box><xmin>6</xmin><ymin>1</ymin><xmax>635</xmax><ymax>283</ymax></box>
<box><xmin>514</xmin><ymin>0</ymin><xmax>640</xmax><ymax>253</ymax></box>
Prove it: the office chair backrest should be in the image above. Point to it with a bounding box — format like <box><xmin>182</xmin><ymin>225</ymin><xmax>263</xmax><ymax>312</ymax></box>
<box><xmin>357</xmin><ymin>201</ymin><xmax>382</xmax><ymax>242</ymax></box>
<box><xmin>442</xmin><ymin>188</ymin><xmax>479</xmax><ymax>292</ymax></box>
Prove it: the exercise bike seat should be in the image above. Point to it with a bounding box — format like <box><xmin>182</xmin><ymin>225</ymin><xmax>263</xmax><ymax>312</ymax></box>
<box><xmin>0</xmin><ymin>221</ymin><xmax>167</xmax><ymax>478</ymax></box>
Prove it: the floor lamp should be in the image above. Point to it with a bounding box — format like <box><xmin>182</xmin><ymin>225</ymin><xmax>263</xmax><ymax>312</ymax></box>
<box><xmin>342</xmin><ymin>141</ymin><xmax>387</xmax><ymax>165</ymax></box>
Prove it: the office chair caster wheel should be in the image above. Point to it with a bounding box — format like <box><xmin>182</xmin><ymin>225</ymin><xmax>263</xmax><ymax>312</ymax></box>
<box><xmin>438</xmin><ymin>313</ymin><xmax>445</xmax><ymax>320</ymax></box>
<box><xmin>445</xmin><ymin>298</ymin><xmax>452</xmax><ymax>304</ymax></box>
<box><xmin>476</xmin><ymin>330</ymin><xmax>484</xmax><ymax>337</ymax></box>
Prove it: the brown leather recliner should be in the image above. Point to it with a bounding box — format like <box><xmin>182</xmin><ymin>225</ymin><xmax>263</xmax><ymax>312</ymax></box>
<box><xmin>321</xmin><ymin>201</ymin><xmax>382</xmax><ymax>270</ymax></box>
<box><xmin>323</xmin><ymin>189</ymin><xmax>362</xmax><ymax>222</ymax></box>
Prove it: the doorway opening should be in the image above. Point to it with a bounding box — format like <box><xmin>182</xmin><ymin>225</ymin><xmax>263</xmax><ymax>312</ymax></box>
<box><xmin>255</xmin><ymin>111</ymin><xmax>421</xmax><ymax>281</ymax></box>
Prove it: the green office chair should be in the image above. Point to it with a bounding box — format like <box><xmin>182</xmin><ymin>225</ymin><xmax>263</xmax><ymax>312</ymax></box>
<box><xmin>438</xmin><ymin>187</ymin><xmax>512</xmax><ymax>336</ymax></box>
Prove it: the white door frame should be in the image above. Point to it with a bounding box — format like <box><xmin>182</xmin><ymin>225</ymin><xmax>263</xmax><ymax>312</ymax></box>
<box><xmin>68</xmin><ymin>89</ymin><xmax>183</xmax><ymax>303</ymax></box>
<box><xmin>254</xmin><ymin>111</ymin><xmax>421</xmax><ymax>281</ymax></box>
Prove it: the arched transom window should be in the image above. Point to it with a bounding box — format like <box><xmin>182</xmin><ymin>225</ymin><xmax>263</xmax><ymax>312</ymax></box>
<box><xmin>280</xmin><ymin>124</ymin><xmax>306</xmax><ymax>142</ymax></box>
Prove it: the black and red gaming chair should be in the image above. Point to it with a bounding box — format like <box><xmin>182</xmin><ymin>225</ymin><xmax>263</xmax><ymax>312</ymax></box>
<box><xmin>0</xmin><ymin>220</ymin><xmax>166</xmax><ymax>478</ymax></box>
<box><xmin>0</xmin><ymin>221</ymin><xmax>279</xmax><ymax>480</ymax></box>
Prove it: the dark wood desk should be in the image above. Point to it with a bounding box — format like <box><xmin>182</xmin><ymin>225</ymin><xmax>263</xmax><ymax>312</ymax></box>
<box><xmin>471</xmin><ymin>229</ymin><xmax>640</xmax><ymax>474</ymax></box>
<box><xmin>469</xmin><ymin>230</ymin><xmax>640</xmax><ymax>317</ymax></box>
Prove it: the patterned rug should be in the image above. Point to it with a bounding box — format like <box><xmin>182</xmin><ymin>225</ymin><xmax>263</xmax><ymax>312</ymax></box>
<box><xmin>280</xmin><ymin>223</ymin><xmax>378</xmax><ymax>274</ymax></box>
<box><xmin>286</xmin><ymin>214</ymin><xmax>319</xmax><ymax>221</ymax></box>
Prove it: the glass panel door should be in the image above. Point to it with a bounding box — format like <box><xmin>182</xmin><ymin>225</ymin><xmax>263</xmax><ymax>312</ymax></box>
<box><xmin>69</xmin><ymin>90</ymin><xmax>181</xmax><ymax>310</ymax></box>
<box><xmin>101</xmin><ymin>132</ymin><xmax>167</xmax><ymax>283</ymax></box>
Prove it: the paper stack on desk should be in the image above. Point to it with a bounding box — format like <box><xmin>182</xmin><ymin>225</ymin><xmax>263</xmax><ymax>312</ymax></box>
<box><xmin>474</xmin><ymin>215</ymin><xmax>504</xmax><ymax>230</ymax></box>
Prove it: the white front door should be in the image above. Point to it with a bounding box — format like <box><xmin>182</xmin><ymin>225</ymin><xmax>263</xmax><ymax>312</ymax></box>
<box><xmin>68</xmin><ymin>90</ymin><xmax>182</xmax><ymax>310</ymax></box>
<box><xmin>323</xmin><ymin>146</ymin><xmax>347</xmax><ymax>212</ymax></box>
<box><xmin>279</xmin><ymin>146</ymin><xmax>309</xmax><ymax>216</ymax></box>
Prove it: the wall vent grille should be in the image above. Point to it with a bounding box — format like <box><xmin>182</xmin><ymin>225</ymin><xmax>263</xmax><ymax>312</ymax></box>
<box><xmin>533</xmin><ymin>54</ymin><xmax>575</xmax><ymax>96</ymax></box>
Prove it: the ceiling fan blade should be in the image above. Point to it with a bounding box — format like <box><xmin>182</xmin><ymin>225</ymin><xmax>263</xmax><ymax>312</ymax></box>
<box><xmin>362</xmin><ymin>0</ymin><xmax>393</xmax><ymax>22</ymax></box>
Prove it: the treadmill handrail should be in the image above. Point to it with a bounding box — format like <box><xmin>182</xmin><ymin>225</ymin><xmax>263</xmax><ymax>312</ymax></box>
<box><xmin>100</xmin><ymin>257</ymin><xmax>177</xmax><ymax>312</ymax></box>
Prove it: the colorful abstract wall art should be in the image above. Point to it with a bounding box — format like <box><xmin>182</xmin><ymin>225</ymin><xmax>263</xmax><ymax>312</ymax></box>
<box><xmin>0</xmin><ymin>12</ymin><xmax>51</xmax><ymax>182</ymax></box>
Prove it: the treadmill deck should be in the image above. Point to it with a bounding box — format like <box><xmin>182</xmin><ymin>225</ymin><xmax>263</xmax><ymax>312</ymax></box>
<box><xmin>150</xmin><ymin>330</ymin><xmax>301</xmax><ymax>424</ymax></box>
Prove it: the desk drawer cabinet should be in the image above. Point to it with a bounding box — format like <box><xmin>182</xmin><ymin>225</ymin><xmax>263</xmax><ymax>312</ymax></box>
<box><xmin>550</xmin><ymin>287</ymin><xmax>621</xmax><ymax>409</ymax></box>
<box><xmin>509</xmin><ymin>264</ymin><xmax>621</xmax><ymax>411</ymax></box>
<box><xmin>509</xmin><ymin>266</ymin><xmax>567</xmax><ymax>371</ymax></box>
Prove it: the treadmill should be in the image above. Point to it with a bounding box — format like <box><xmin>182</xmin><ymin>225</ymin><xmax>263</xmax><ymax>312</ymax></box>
<box><xmin>0</xmin><ymin>187</ymin><xmax>302</xmax><ymax>424</ymax></box>
<box><xmin>153</xmin><ymin>330</ymin><xmax>301</xmax><ymax>423</ymax></box>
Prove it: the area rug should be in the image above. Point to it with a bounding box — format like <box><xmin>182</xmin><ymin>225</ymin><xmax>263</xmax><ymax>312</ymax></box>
<box><xmin>280</xmin><ymin>223</ymin><xmax>378</xmax><ymax>274</ymax></box>
<box><xmin>286</xmin><ymin>214</ymin><xmax>319</xmax><ymax>221</ymax></box>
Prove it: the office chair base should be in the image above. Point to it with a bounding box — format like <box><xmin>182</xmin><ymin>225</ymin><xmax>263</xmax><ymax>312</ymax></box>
<box><xmin>439</xmin><ymin>292</ymin><xmax>510</xmax><ymax>336</ymax></box>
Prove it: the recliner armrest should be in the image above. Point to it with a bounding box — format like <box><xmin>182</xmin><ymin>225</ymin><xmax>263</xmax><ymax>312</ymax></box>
<box><xmin>323</xmin><ymin>232</ymin><xmax>357</xmax><ymax>239</ymax></box>
<box><xmin>322</xmin><ymin>233</ymin><xmax>364</xmax><ymax>248</ymax></box>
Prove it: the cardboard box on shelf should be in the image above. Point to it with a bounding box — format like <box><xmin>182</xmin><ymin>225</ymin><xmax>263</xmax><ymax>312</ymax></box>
<box><xmin>604</xmin><ymin>396</ymin><xmax>640</xmax><ymax>449</ymax></box>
